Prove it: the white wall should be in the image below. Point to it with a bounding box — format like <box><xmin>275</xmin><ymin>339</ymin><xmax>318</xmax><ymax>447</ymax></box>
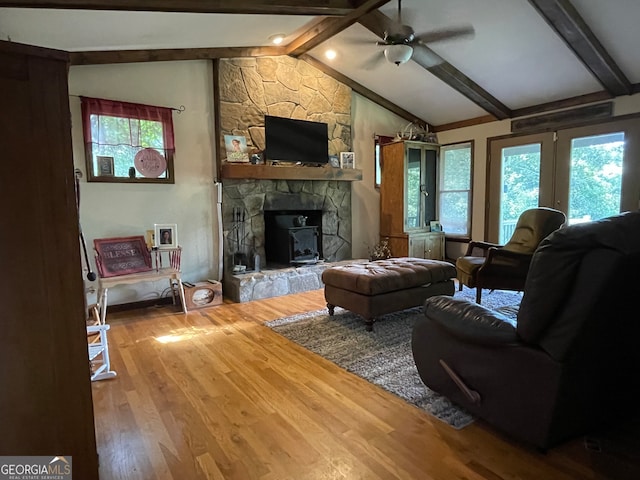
<box><xmin>69</xmin><ymin>61</ymin><xmax>218</xmax><ymax>305</ymax></box>
<box><xmin>351</xmin><ymin>93</ymin><xmax>408</xmax><ymax>258</ymax></box>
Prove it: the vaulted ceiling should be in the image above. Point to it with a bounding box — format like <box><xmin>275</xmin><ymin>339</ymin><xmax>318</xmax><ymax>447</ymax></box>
<box><xmin>2</xmin><ymin>0</ymin><xmax>639</xmax><ymax>131</ymax></box>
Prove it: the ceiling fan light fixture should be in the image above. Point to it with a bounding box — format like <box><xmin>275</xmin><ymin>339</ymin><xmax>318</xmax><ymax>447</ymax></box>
<box><xmin>384</xmin><ymin>44</ymin><xmax>413</xmax><ymax>65</ymax></box>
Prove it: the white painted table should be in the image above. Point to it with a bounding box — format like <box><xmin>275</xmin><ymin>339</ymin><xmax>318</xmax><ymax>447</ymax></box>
<box><xmin>96</xmin><ymin>247</ymin><xmax>188</xmax><ymax>323</ymax></box>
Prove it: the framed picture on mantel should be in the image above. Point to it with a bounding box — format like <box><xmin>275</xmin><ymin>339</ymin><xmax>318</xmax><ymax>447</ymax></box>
<box><xmin>224</xmin><ymin>135</ymin><xmax>250</xmax><ymax>163</ymax></box>
<box><xmin>340</xmin><ymin>152</ymin><xmax>355</xmax><ymax>169</ymax></box>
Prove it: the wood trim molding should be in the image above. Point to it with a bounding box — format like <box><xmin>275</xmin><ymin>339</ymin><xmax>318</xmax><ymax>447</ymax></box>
<box><xmin>285</xmin><ymin>0</ymin><xmax>389</xmax><ymax>57</ymax></box>
<box><xmin>3</xmin><ymin>0</ymin><xmax>358</xmax><ymax>15</ymax></box>
<box><xmin>511</xmin><ymin>102</ymin><xmax>613</xmax><ymax>133</ymax></box>
<box><xmin>70</xmin><ymin>45</ymin><xmax>285</xmax><ymax>65</ymax></box>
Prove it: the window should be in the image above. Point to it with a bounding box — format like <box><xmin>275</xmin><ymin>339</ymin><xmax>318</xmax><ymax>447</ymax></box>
<box><xmin>438</xmin><ymin>141</ymin><xmax>473</xmax><ymax>237</ymax></box>
<box><xmin>81</xmin><ymin>96</ymin><xmax>176</xmax><ymax>183</ymax></box>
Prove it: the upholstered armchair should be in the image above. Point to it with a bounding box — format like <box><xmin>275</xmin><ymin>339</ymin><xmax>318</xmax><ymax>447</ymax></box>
<box><xmin>456</xmin><ymin>207</ymin><xmax>566</xmax><ymax>303</ymax></box>
<box><xmin>412</xmin><ymin>211</ymin><xmax>640</xmax><ymax>450</ymax></box>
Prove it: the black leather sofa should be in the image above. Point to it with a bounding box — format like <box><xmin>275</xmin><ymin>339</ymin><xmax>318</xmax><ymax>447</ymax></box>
<box><xmin>411</xmin><ymin>210</ymin><xmax>640</xmax><ymax>449</ymax></box>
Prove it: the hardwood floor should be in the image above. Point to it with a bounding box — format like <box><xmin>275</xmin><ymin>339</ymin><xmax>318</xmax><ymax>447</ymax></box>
<box><xmin>92</xmin><ymin>289</ymin><xmax>617</xmax><ymax>480</ymax></box>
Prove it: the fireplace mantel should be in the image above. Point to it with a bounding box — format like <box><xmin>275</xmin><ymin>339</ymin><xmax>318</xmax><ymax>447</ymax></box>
<box><xmin>221</xmin><ymin>163</ymin><xmax>362</xmax><ymax>181</ymax></box>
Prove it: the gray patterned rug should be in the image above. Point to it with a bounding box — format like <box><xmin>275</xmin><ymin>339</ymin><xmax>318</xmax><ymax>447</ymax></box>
<box><xmin>266</xmin><ymin>288</ymin><xmax>523</xmax><ymax>430</ymax></box>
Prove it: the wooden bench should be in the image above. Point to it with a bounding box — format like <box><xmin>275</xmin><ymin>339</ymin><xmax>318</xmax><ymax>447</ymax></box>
<box><xmin>94</xmin><ymin>236</ymin><xmax>187</xmax><ymax>323</ymax></box>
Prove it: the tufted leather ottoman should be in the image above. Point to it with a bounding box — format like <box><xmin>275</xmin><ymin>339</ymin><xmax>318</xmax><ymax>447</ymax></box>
<box><xmin>321</xmin><ymin>257</ymin><xmax>456</xmax><ymax>331</ymax></box>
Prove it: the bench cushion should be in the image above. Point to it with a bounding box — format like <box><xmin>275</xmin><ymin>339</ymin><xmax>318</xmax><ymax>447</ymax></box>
<box><xmin>321</xmin><ymin>257</ymin><xmax>456</xmax><ymax>296</ymax></box>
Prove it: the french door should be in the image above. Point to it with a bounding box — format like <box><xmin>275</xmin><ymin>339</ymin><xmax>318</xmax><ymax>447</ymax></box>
<box><xmin>487</xmin><ymin>116</ymin><xmax>640</xmax><ymax>243</ymax></box>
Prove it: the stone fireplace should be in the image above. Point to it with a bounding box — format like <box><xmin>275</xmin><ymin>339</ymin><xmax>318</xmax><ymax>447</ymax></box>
<box><xmin>222</xmin><ymin>178</ymin><xmax>353</xmax><ymax>301</ymax></box>
<box><xmin>217</xmin><ymin>55</ymin><xmax>357</xmax><ymax>302</ymax></box>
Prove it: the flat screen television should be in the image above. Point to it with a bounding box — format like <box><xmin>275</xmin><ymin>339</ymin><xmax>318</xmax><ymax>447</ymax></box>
<box><xmin>264</xmin><ymin>115</ymin><xmax>329</xmax><ymax>165</ymax></box>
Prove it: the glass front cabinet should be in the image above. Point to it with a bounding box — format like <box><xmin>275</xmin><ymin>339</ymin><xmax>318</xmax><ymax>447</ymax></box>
<box><xmin>380</xmin><ymin>140</ymin><xmax>444</xmax><ymax>260</ymax></box>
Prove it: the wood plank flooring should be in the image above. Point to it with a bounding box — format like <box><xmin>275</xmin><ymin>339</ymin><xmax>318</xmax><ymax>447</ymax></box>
<box><xmin>92</xmin><ymin>289</ymin><xmax>618</xmax><ymax>480</ymax></box>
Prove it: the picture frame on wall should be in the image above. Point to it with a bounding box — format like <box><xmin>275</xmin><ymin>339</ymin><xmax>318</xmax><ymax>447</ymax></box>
<box><xmin>340</xmin><ymin>152</ymin><xmax>355</xmax><ymax>169</ymax></box>
<box><xmin>97</xmin><ymin>156</ymin><xmax>115</xmax><ymax>176</ymax></box>
<box><xmin>329</xmin><ymin>155</ymin><xmax>340</xmax><ymax>168</ymax></box>
<box><xmin>154</xmin><ymin>223</ymin><xmax>178</xmax><ymax>249</ymax></box>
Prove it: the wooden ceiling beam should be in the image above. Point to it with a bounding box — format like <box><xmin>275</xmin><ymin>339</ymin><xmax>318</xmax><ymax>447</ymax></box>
<box><xmin>285</xmin><ymin>0</ymin><xmax>391</xmax><ymax>57</ymax></box>
<box><xmin>418</xmin><ymin>54</ymin><xmax>512</xmax><ymax>121</ymax></box>
<box><xmin>358</xmin><ymin>10</ymin><xmax>512</xmax><ymax>120</ymax></box>
<box><xmin>70</xmin><ymin>46</ymin><xmax>286</xmax><ymax>65</ymax></box>
<box><xmin>527</xmin><ymin>0</ymin><xmax>632</xmax><ymax>96</ymax></box>
<box><xmin>0</xmin><ymin>0</ymin><xmax>356</xmax><ymax>15</ymax></box>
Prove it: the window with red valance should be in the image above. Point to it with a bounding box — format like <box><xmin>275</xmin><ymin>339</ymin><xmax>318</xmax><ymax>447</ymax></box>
<box><xmin>81</xmin><ymin>96</ymin><xmax>176</xmax><ymax>183</ymax></box>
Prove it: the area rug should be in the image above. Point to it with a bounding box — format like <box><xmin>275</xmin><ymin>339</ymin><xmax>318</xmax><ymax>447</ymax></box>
<box><xmin>266</xmin><ymin>288</ymin><xmax>523</xmax><ymax>429</ymax></box>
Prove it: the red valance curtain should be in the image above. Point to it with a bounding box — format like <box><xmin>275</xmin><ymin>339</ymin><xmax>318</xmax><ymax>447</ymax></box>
<box><xmin>80</xmin><ymin>96</ymin><xmax>175</xmax><ymax>155</ymax></box>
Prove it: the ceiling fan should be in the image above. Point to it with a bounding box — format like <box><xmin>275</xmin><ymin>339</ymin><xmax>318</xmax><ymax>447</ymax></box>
<box><xmin>361</xmin><ymin>0</ymin><xmax>474</xmax><ymax>68</ymax></box>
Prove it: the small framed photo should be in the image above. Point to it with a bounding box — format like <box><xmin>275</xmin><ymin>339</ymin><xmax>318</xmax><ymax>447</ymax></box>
<box><xmin>430</xmin><ymin>220</ymin><xmax>442</xmax><ymax>232</ymax></box>
<box><xmin>224</xmin><ymin>135</ymin><xmax>250</xmax><ymax>163</ymax></box>
<box><xmin>97</xmin><ymin>156</ymin><xmax>114</xmax><ymax>176</ymax></box>
<box><xmin>340</xmin><ymin>152</ymin><xmax>355</xmax><ymax>169</ymax></box>
<box><xmin>154</xmin><ymin>223</ymin><xmax>178</xmax><ymax>249</ymax></box>
<box><xmin>329</xmin><ymin>155</ymin><xmax>340</xmax><ymax>168</ymax></box>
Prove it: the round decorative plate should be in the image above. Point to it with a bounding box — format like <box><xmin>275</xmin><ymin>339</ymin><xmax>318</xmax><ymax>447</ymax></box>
<box><xmin>134</xmin><ymin>148</ymin><xmax>167</xmax><ymax>178</ymax></box>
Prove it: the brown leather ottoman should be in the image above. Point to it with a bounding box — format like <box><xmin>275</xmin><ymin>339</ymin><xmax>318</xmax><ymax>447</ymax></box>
<box><xmin>321</xmin><ymin>257</ymin><xmax>456</xmax><ymax>331</ymax></box>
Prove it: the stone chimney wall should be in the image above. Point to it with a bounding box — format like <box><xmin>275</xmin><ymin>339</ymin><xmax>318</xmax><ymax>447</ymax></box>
<box><xmin>219</xmin><ymin>56</ymin><xmax>352</xmax><ymax>156</ymax></box>
<box><xmin>219</xmin><ymin>56</ymin><xmax>354</xmax><ymax>274</ymax></box>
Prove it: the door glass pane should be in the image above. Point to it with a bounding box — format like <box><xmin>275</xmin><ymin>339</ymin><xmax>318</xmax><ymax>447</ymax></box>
<box><xmin>406</xmin><ymin>148</ymin><xmax>422</xmax><ymax>229</ymax></box>
<box><xmin>500</xmin><ymin>143</ymin><xmax>541</xmax><ymax>243</ymax></box>
<box><xmin>568</xmin><ymin>132</ymin><xmax>623</xmax><ymax>224</ymax></box>
<box><xmin>423</xmin><ymin>148</ymin><xmax>437</xmax><ymax>225</ymax></box>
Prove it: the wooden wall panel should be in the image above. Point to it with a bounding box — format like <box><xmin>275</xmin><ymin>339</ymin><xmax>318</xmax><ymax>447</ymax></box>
<box><xmin>0</xmin><ymin>40</ymin><xmax>99</xmax><ymax>480</ymax></box>
<box><xmin>379</xmin><ymin>141</ymin><xmax>406</xmax><ymax>236</ymax></box>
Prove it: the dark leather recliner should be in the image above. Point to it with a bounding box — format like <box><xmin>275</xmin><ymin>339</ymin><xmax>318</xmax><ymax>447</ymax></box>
<box><xmin>412</xmin><ymin>211</ymin><xmax>640</xmax><ymax>449</ymax></box>
<box><xmin>456</xmin><ymin>207</ymin><xmax>566</xmax><ymax>303</ymax></box>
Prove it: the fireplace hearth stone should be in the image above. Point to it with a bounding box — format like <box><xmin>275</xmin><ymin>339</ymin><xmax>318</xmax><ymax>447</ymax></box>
<box><xmin>224</xmin><ymin>259</ymin><xmax>367</xmax><ymax>303</ymax></box>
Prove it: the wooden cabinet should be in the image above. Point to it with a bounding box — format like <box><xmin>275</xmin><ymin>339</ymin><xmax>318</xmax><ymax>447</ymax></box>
<box><xmin>0</xmin><ymin>40</ymin><xmax>99</xmax><ymax>479</ymax></box>
<box><xmin>380</xmin><ymin>140</ymin><xmax>443</xmax><ymax>260</ymax></box>
<box><xmin>385</xmin><ymin>232</ymin><xmax>445</xmax><ymax>260</ymax></box>
<box><xmin>409</xmin><ymin>231</ymin><xmax>445</xmax><ymax>260</ymax></box>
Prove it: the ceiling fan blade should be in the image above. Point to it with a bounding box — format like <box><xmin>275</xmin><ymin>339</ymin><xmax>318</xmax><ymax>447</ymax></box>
<box><xmin>360</xmin><ymin>50</ymin><xmax>387</xmax><ymax>71</ymax></box>
<box><xmin>411</xmin><ymin>42</ymin><xmax>445</xmax><ymax>68</ymax></box>
<box><xmin>415</xmin><ymin>25</ymin><xmax>475</xmax><ymax>44</ymax></box>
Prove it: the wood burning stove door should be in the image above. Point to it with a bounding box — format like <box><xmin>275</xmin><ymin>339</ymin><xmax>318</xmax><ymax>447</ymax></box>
<box><xmin>289</xmin><ymin>226</ymin><xmax>319</xmax><ymax>264</ymax></box>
